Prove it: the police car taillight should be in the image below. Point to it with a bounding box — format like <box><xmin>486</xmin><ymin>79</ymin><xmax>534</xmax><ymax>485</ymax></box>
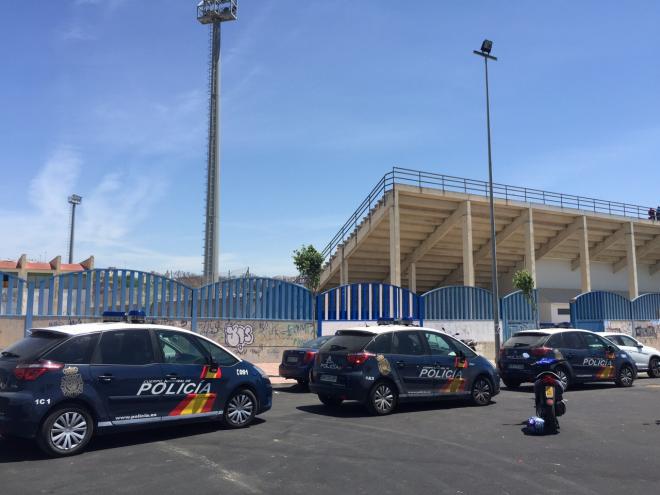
<box><xmin>303</xmin><ymin>351</ymin><xmax>316</xmax><ymax>364</ymax></box>
<box><xmin>346</xmin><ymin>352</ymin><xmax>373</xmax><ymax>366</ymax></box>
<box><xmin>532</xmin><ymin>347</ymin><xmax>553</xmax><ymax>357</ymax></box>
<box><xmin>14</xmin><ymin>360</ymin><xmax>64</xmax><ymax>381</ymax></box>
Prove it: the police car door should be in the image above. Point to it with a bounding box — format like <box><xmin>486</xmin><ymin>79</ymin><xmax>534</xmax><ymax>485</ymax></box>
<box><xmin>390</xmin><ymin>331</ymin><xmax>434</xmax><ymax>397</ymax></box>
<box><xmin>580</xmin><ymin>333</ymin><xmax>611</xmax><ymax>380</ymax></box>
<box><xmin>154</xmin><ymin>330</ymin><xmax>221</xmax><ymax>421</ymax></box>
<box><xmin>558</xmin><ymin>332</ymin><xmax>588</xmax><ymax>379</ymax></box>
<box><xmin>421</xmin><ymin>331</ymin><xmax>464</xmax><ymax>395</ymax></box>
<box><xmin>91</xmin><ymin>329</ymin><xmax>163</xmax><ymax>425</ymax></box>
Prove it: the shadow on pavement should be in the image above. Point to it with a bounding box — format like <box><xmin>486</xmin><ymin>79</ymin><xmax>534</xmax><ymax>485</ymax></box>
<box><xmin>0</xmin><ymin>417</ymin><xmax>265</xmax><ymax>463</ymax></box>
<box><xmin>297</xmin><ymin>398</ymin><xmax>494</xmax><ymax>419</ymax></box>
<box><xmin>274</xmin><ymin>383</ymin><xmax>310</xmax><ymax>394</ymax></box>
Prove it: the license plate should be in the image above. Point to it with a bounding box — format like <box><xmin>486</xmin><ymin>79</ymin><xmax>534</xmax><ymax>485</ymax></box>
<box><xmin>286</xmin><ymin>356</ymin><xmax>298</xmax><ymax>363</ymax></box>
<box><xmin>508</xmin><ymin>364</ymin><xmax>524</xmax><ymax>370</ymax></box>
<box><xmin>545</xmin><ymin>386</ymin><xmax>554</xmax><ymax>398</ymax></box>
<box><xmin>320</xmin><ymin>374</ymin><xmax>337</xmax><ymax>383</ymax></box>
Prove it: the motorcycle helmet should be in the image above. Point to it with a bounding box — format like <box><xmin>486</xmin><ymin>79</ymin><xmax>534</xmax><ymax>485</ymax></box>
<box><xmin>527</xmin><ymin>416</ymin><xmax>545</xmax><ymax>434</ymax></box>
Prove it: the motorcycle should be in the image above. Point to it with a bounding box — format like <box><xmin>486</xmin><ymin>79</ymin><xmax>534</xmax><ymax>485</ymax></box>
<box><xmin>533</xmin><ymin>370</ymin><xmax>566</xmax><ymax>434</ymax></box>
<box><xmin>451</xmin><ymin>331</ymin><xmax>477</xmax><ymax>352</ymax></box>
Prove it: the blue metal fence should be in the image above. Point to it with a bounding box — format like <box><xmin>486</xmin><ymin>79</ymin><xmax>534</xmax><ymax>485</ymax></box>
<box><xmin>501</xmin><ymin>290</ymin><xmax>539</xmax><ymax>341</ymax></box>
<box><xmin>196</xmin><ymin>277</ymin><xmax>313</xmax><ymax>321</ymax></box>
<box><xmin>316</xmin><ymin>283</ymin><xmax>422</xmax><ymax>335</ymax></box>
<box><xmin>422</xmin><ymin>286</ymin><xmax>493</xmax><ymax>320</ymax></box>
<box><xmin>0</xmin><ymin>272</ymin><xmax>27</xmax><ymax>317</ymax></box>
<box><xmin>14</xmin><ymin>270</ymin><xmax>314</xmax><ymax>335</ymax></box>
<box><xmin>631</xmin><ymin>293</ymin><xmax>660</xmax><ymax>321</ymax></box>
<box><xmin>570</xmin><ymin>291</ymin><xmax>632</xmax><ymax>331</ymax></box>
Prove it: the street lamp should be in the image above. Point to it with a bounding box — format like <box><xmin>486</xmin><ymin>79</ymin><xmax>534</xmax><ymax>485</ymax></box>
<box><xmin>67</xmin><ymin>194</ymin><xmax>82</xmax><ymax>264</ymax></box>
<box><xmin>473</xmin><ymin>39</ymin><xmax>501</xmax><ymax>357</ymax></box>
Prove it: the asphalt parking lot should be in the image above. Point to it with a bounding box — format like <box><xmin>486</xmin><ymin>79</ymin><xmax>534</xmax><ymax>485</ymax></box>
<box><xmin>1</xmin><ymin>378</ymin><xmax>659</xmax><ymax>495</ymax></box>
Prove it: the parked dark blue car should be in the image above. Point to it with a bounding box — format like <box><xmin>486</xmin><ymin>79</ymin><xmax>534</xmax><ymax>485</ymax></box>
<box><xmin>309</xmin><ymin>325</ymin><xmax>500</xmax><ymax>415</ymax></box>
<box><xmin>0</xmin><ymin>321</ymin><xmax>272</xmax><ymax>456</ymax></box>
<box><xmin>279</xmin><ymin>336</ymin><xmax>332</xmax><ymax>386</ymax></box>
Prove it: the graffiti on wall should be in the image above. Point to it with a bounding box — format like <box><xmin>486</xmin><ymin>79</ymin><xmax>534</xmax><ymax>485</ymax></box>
<box><xmin>197</xmin><ymin>320</ymin><xmax>315</xmax><ymax>359</ymax></box>
<box><xmin>634</xmin><ymin>321</ymin><xmax>659</xmax><ymax>339</ymax></box>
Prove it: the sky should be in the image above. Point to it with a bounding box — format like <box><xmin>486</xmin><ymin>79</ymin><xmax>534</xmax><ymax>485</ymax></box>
<box><xmin>1</xmin><ymin>1</ymin><xmax>659</xmax><ymax>276</ymax></box>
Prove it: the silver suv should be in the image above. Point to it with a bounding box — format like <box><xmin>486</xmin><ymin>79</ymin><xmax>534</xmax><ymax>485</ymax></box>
<box><xmin>602</xmin><ymin>332</ymin><xmax>660</xmax><ymax>378</ymax></box>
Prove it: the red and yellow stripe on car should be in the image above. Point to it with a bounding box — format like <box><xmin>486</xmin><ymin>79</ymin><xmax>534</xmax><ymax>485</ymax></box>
<box><xmin>440</xmin><ymin>378</ymin><xmax>466</xmax><ymax>393</ymax></box>
<box><xmin>169</xmin><ymin>393</ymin><xmax>217</xmax><ymax>416</ymax></box>
<box><xmin>200</xmin><ymin>365</ymin><xmax>222</xmax><ymax>379</ymax></box>
<box><xmin>596</xmin><ymin>366</ymin><xmax>615</xmax><ymax>379</ymax></box>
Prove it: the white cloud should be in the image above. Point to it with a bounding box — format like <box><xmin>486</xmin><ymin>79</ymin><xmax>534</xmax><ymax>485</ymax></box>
<box><xmin>0</xmin><ymin>147</ymin><xmax>177</xmax><ymax>271</ymax></box>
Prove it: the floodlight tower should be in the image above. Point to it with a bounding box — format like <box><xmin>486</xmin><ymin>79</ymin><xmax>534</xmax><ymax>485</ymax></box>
<box><xmin>197</xmin><ymin>0</ymin><xmax>237</xmax><ymax>284</ymax></box>
<box><xmin>67</xmin><ymin>194</ymin><xmax>82</xmax><ymax>264</ymax></box>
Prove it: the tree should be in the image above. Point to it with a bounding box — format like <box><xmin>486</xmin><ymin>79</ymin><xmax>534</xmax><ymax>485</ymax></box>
<box><xmin>512</xmin><ymin>269</ymin><xmax>536</xmax><ymax>319</ymax></box>
<box><xmin>293</xmin><ymin>245</ymin><xmax>324</xmax><ymax>294</ymax></box>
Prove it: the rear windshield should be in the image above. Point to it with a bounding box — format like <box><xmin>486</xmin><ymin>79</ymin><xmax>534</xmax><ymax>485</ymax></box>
<box><xmin>320</xmin><ymin>332</ymin><xmax>374</xmax><ymax>353</ymax></box>
<box><xmin>503</xmin><ymin>333</ymin><xmax>549</xmax><ymax>349</ymax></box>
<box><xmin>301</xmin><ymin>336</ymin><xmax>332</xmax><ymax>350</ymax></box>
<box><xmin>0</xmin><ymin>331</ymin><xmax>67</xmax><ymax>360</ymax></box>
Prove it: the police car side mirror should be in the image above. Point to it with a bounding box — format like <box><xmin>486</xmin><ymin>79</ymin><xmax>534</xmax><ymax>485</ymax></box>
<box><xmin>636</xmin><ymin>344</ymin><xmax>643</xmax><ymax>349</ymax></box>
<box><xmin>457</xmin><ymin>350</ymin><xmax>465</xmax><ymax>359</ymax></box>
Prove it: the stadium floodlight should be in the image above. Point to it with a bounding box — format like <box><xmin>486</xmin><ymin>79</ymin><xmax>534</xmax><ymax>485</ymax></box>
<box><xmin>473</xmin><ymin>39</ymin><xmax>501</xmax><ymax>356</ymax></box>
<box><xmin>67</xmin><ymin>194</ymin><xmax>82</xmax><ymax>264</ymax></box>
<box><xmin>197</xmin><ymin>1</ymin><xmax>238</xmax><ymax>284</ymax></box>
<box><xmin>197</xmin><ymin>0</ymin><xmax>237</xmax><ymax>24</ymax></box>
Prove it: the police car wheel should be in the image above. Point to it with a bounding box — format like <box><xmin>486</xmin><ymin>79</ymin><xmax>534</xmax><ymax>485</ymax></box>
<box><xmin>224</xmin><ymin>389</ymin><xmax>257</xmax><ymax>428</ymax></box>
<box><xmin>615</xmin><ymin>365</ymin><xmax>634</xmax><ymax>387</ymax></box>
<box><xmin>648</xmin><ymin>357</ymin><xmax>660</xmax><ymax>378</ymax></box>
<box><xmin>367</xmin><ymin>381</ymin><xmax>397</xmax><ymax>415</ymax></box>
<box><xmin>553</xmin><ymin>367</ymin><xmax>570</xmax><ymax>390</ymax></box>
<box><xmin>471</xmin><ymin>377</ymin><xmax>492</xmax><ymax>406</ymax></box>
<box><xmin>38</xmin><ymin>405</ymin><xmax>94</xmax><ymax>457</ymax></box>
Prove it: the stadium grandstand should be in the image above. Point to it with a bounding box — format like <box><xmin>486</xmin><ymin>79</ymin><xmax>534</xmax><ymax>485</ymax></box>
<box><xmin>319</xmin><ymin>168</ymin><xmax>660</xmax><ymax>325</ymax></box>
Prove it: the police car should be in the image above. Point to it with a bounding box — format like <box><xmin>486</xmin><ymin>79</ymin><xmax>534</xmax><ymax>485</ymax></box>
<box><xmin>0</xmin><ymin>313</ymin><xmax>272</xmax><ymax>456</ymax></box>
<box><xmin>309</xmin><ymin>323</ymin><xmax>500</xmax><ymax>415</ymax></box>
<box><xmin>498</xmin><ymin>329</ymin><xmax>637</xmax><ymax>389</ymax></box>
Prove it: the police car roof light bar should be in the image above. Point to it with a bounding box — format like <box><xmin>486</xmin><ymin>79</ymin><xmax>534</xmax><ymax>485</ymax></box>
<box><xmin>102</xmin><ymin>311</ymin><xmax>127</xmax><ymax>322</ymax></box>
<box><xmin>127</xmin><ymin>310</ymin><xmax>146</xmax><ymax>324</ymax></box>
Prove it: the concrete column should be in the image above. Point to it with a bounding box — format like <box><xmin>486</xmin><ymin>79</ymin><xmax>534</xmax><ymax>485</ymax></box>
<box><xmin>524</xmin><ymin>208</ymin><xmax>536</xmax><ymax>282</ymax></box>
<box><xmin>625</xmin><ymin>222</ymin><xmax>639</xmax><ymax>299</ymax></box>
<box><xmin>389</xmin><ymin>189</ymin><xmax>401</xmax><ymax>287</ymax></box>
<box><xmin>409</xmin><ymin>262</ymin><xmax>417</xmax><ymax>294</ymax></box>
<box><xmin>339</xmin><ymin>248</ymin><xmax>349</xmax><ymax>286</ymax></box>
<box><xmin>578</xmin><ymin>216</ymin><xmax>591</xmax><ymax>293</ymax></box>
<box><xmin>462</xmin><ymin>201</ymin><xmax>475</xmax><ymax>286</ymax></box>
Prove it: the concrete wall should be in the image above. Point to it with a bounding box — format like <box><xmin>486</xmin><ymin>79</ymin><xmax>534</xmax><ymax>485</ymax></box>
<box><xmin>424</xmin><ymin>320</ymin><xmax>496</xmax><ymax>361</ymax></box>
<box><xmin>0</xmin><ymin>318</ymin><xmax>25</xmax><ymax>349</ymax></box>
<box><xmin>537</xmin><ymin>259</ymin><xmax>660</xmax><ymax>294</ymax></box>
<box><xmin>197</xmin><ymin>320</ymin><xmax>316</xmax><ymax>364</ymax></box>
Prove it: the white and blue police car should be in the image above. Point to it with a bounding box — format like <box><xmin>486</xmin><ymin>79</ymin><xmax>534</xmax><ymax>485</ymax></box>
<box><xmin>0</xmin><ymin>312</ymin><xmax>272</xmax><ymax>456</ymax></box>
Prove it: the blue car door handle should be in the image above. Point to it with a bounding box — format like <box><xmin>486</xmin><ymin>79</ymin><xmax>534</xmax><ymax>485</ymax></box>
<box><xmin>97</xmin><ymin>374</ymin><xmax>113</xmax><ymax>383</ymax></box>
<box><xmin>165</xmin><ymin>373</ymin><xmax>178</xmax><ymax>380</ymax></box>
<box><xmin>395</xmin><ymin>360</ymin><xmax>405</xmax><ymax>368</ymax></box>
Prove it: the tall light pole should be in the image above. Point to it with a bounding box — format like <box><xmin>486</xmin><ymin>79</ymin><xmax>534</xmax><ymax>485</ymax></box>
<box><xmin>67</xmin><ymin>194</ymin><xmax>82</xmax><ymax>264</ymax></box>
<box><xmin>473</xmin><ymin>39</ymin><xmax>501</xmax><ymax>357</ymax></box>
<box><xmin>197</xmin><ymin>0</ymin><xmax>237</xmax><ymax>283</ymax></box>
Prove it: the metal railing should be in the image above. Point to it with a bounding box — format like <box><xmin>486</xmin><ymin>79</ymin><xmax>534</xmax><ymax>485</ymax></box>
<box><xmin>321</xmin><ymin>166</ymin><xmax>653</xmax><ymax>262</ymax></box>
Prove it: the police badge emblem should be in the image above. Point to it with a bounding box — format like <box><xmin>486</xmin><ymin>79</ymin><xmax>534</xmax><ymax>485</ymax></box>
<box><xmin>61</xmin><ymin>366</ymin><xmax>84</xmax><ymax>397</ymax></box>
<box><xmin>376</xmin><ymin>354</ymin><xmax>391</xmax><ymax>375</ymax></box>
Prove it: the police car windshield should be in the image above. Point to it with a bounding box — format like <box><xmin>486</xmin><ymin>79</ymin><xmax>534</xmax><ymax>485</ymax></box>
<box><xmin>503</xmin><ymin>333</ymin><xmax>548</xmax><ymax>348</ymax></box>
<box><xmin>0</xmin><ymin>331</ymin><xmax>66</xmax><ymax>359</ymax></box>
<box><xmin>320</xmin><ymin>332</ymin><xmax>374</xmax><ymax>353</ymax></box>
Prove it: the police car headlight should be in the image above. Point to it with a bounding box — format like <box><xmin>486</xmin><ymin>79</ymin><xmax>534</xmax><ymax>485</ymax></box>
<box><xmin>253</xmin><ymin>365</ymin><xmax>269</xmax><ymax>379</ymax></box>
